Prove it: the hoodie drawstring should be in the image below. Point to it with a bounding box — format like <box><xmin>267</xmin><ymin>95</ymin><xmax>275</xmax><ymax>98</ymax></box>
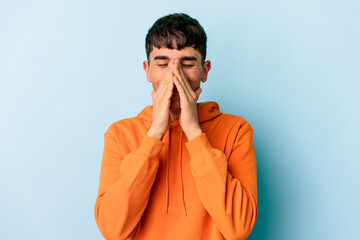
<box><xmin>165</xmin><ymin>127</ymin><xmax>170</xmax><ymax>214</ymax></box>
<box><xmin>179</xmin><ymin>131</ymin><xmax>187</xmax><ymax>216</ymax></box>
<box><xmin>164</xmin><ymin>125</ymin><xmax>187</xmax><ymax>216</ymax></box>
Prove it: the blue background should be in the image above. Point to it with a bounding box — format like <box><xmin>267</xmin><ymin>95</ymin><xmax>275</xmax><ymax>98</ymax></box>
<box><xmin>1</xmin><ymin>0</ymin><xmax>359</xmax><ymax>239</ymax></box>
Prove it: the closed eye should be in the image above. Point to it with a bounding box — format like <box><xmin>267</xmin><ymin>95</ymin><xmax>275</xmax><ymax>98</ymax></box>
<box><xmin>182</xmin><ymin>64</ymin><xmax>194</xmax><ymax>68</ymax></box>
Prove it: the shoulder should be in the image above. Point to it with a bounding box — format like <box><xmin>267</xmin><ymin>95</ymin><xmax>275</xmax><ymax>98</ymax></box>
<box><xmin>216</xmin><ymin>113</ymin><xmax>253</xmax><ymax>131</ymax></box>
<box><xmin>105</xmin><ymin>116</ymin><xmax>146</xmax><ymax>136</ymax></box>
<box><xmin>203</xmin><ymin>113</ymin><xmax>253</xmax><ymax>141</ymax></box>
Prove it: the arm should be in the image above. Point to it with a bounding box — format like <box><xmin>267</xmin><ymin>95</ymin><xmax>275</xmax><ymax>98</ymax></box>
<box><xmin>172</xmin><ymin>59</ymin><xmax>257</xmax><ymax>238</ymax></box>
<box><xmin>185</xmin><ymin>127</ymin><xmax>258</xmax><ymax>240</ymax></box>
<box><xmin>95</xmin><ymin>60</ymin><xmax>175</xmax><ymax>239</ymax></box>
<box><xmin>94</xmin><ymin>125</ymin><xmax>164</xmax><ymax>240</ymax></box>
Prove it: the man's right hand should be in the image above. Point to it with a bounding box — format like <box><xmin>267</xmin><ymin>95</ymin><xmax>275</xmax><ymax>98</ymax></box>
<box><xmin>146</xmin><ymin>61</ymin><xmax>174</xmax><ymax>141</ymax></box>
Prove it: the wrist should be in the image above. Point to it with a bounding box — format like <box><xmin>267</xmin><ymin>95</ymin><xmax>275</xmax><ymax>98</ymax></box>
<box><xmin>147</xmin><ymin>126</ymin><xmax>165</xmax><ymax>141</ymax></box>
<box><xmin>184</xmin><ymin>125</ymin><xmax>203</xmax><ymax>141</ymax></box>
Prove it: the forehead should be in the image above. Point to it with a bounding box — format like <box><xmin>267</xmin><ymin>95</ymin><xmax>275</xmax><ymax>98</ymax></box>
<box><xmin>149</xmin><ymin>46</ymin><xmax>201</xmax><ymax>61</ymax></box>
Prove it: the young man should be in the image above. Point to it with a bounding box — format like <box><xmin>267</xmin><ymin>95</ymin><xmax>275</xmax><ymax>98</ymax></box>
<box><xmin>94</xmin><ymin>13</ymin><xmax>258</xmax><ymax>240</ymax></box>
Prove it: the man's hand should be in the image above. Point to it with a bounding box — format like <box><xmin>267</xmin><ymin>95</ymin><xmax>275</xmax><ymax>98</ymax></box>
<box><xmin>146</xmin><ymin>62</ymin><xmax>174</xmax><ymax>141</ymax></box>
<box><xmin>172</xmin><ymin>60</ymin><xmax>203</xmax><ymax>141</ymax></box>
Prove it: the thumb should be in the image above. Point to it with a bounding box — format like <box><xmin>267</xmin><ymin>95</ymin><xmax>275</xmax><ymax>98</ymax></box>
<box><xmin>194</xmin><ymin>87</ymin><xmax>202</xmax><ymax>101</ymax></box>
<box><xmin>151</xmin><ymin>91</ymin><xmax>155</xmax><ymax>97</ymax></box>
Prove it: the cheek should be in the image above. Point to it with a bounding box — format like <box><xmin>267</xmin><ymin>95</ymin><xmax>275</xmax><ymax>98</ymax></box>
<box><xmin>183</xmin><ymin>69</ymin><xmax>202</xmax><ymax>85</ymax></box>
<box><xmin>151</xmin><ymin>68</ymin><xmax>167</xmax><ymax>90</ymax></box>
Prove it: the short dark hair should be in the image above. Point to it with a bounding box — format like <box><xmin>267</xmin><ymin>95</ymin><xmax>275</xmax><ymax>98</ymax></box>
<box><xmin>145</xmin><ymin>13</ymin><xmax>207</xmax><ymax>64</ymax></box>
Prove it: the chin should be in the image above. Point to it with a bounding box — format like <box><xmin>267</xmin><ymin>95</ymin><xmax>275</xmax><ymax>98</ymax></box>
<box><xmin>169</xmin><ymin>100</ymin><xmax>181</xmax><ymax>111</ymax></box>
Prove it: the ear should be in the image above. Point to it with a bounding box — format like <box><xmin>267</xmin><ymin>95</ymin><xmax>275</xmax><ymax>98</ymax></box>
<box><xmin>201</xmin><ymin>60</ymin><xmax>211</xmax><ymax>83</ymax></box>
<box><xmin>143</xmin><ymin>61</ymin><xmax>152</xmax><ymax>83</ymax></box>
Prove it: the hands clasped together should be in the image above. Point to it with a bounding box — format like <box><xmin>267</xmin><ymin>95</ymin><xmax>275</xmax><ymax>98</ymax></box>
<box><xmin>147</xmin><ymin>59</ymin><xmax>203</xmax><ymax>141</ymax></box>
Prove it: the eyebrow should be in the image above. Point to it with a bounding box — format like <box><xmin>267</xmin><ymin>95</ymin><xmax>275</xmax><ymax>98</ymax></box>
<box><xmin>153</xmin><ymin>55</ymin><xmax>197</xmax><ymax>61</ymax></box>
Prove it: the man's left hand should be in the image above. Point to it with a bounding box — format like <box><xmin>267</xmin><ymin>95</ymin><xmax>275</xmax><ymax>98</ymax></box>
<box><xmin>172</xmin><ymin>60</ymin><xmax>203</xmax><ymax>141</ymax></box>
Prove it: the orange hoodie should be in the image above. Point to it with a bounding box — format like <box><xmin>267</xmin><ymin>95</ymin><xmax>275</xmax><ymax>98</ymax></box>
<box><xmin>94</xmin><ymin>101</ymin><xmax>258</xmax><ymax>240</ymax></box>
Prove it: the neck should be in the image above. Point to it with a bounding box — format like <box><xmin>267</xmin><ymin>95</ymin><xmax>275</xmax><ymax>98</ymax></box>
<box><xmin>169</xmin><ymin>109</ymin><xmax>181</xmax><ymax>122</ymax></box>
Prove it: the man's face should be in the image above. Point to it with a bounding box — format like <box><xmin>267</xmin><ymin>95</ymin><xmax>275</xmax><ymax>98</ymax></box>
<box><xmin>143</xmin><ymin>46</ymin><xmax>211</xmax><ymax>110</ymax></box>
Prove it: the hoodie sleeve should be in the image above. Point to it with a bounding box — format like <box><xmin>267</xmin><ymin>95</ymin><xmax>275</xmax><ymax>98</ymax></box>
<box><xmin>94</xmin><ymin>125</ymin><xmax>164</xmax><ymax>240</ymax></box>
<box><xmin>185</xmin><ymin>126</ymin><xmax>258</xmax><ymax>240</ymax></box>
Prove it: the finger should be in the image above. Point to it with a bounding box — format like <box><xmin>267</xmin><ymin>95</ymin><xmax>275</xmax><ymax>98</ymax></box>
<box><xmin>157</xmin><ymin>79</ymin><xmax>173</xmax><ymax>100</ymax></box>
<box><xmin>176</xmin><ymin>60</ymin><xmax>195</xmax><ymax>97</ymax></box>
<box><xmin>164</xmin><ymin>62</ymin><xmax>175</xmax><ymax>90</ymax></box>
<box><xmin>154</xmin><ymin>71</ymin><xmax>170</xmax><ymax>96</ymax></box>
<box><xmin>159</xmin><ymin>60</ymin><xmax>175</xmax><ymax>88</ymax></box>
<box><xmin>173</xmin><ymin>75</ymin><xmax>189</xmax><ymax>102</ymax></box>
<box><xmin>158</xmin><ymin>67</ymin><xmax>171</xmax><ymax>90</ymax></box>
<box><xmin>172</xmin><ymin>61</ymin><xmax>191</xmax><ymax>97</ymax></box>
<box><xmin>164</xmin><ymin>77</ymin><xmax>174</xmax><ymax>98</ymax></box>
<box><xmin>178</xmin><ymin>64</ymin><xmax>196</xmax><ymax>96</ymax></box>
<box><xmin>164</xmin><ymin>69</ymin><xmax>174</xmax><ymax>95</ymax></box>
<box><xmin>156</xmin><ymin>68</ymin><xmax>174</xmax><ymax>100</ymax></box>
<box><xmin>159</xmin><ymin>74</ymin><xmax>175</xmax><ymax>100</ymax></box>
<box><xmin>194</xmin><ymin>87</ymin><xmax>202</xmax><ymax>101</ymax></box>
